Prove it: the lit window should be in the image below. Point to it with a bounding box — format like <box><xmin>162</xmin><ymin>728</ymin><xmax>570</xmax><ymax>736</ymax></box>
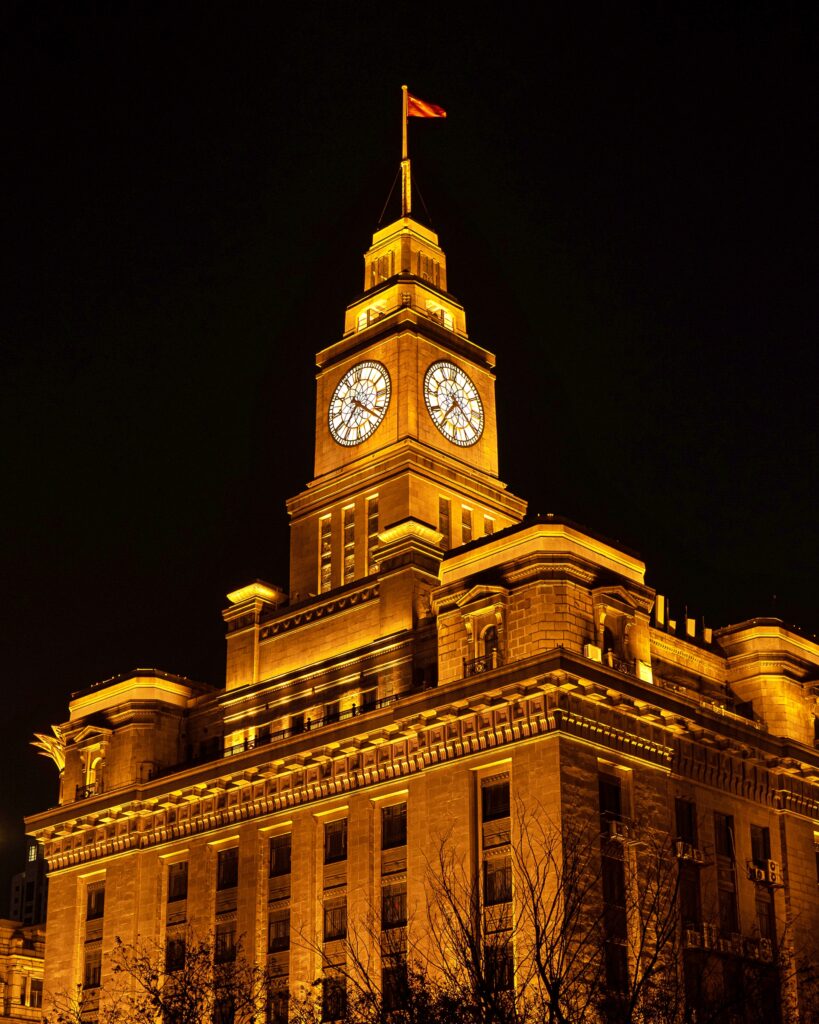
<box><xmin>319</xmin><ymin>516</ymin><xmax>332</xmax><ymax>593</ymax></box>
<box><xmin>462</xmin><ymin>506</ymin><xmax>473</xmax><ymax>544</ymax></box>
<box><xmin>342</xmin><ymin>506</ymin><xmax>355</xmax><ymax>584</ymax></box>
<box><xmin>438</xmin><ymin>498</ymin><xmax>450</xmax><ymax>551</ymax></box>
<box><xmin>366</xmin><ymin>496</ymin><xmax>379</xmax><ymax>575</ymax></box>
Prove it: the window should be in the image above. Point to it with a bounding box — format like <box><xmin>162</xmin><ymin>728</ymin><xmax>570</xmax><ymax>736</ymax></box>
<box><xmin>323</xmin><ymin>900</ymin><xmax>347</xmax><ymax>942</ymax></box>
<box><xmin>217</xmin><ymin>847</ymin><xmax>239</xmax><ymax>890</ymax></box>
<box><xmin>324</xmin><ymin>819</ymin><xmax>348</xmax><ymax>864</ymax></box>
<box><xmin>27</xmin><ymin>841</ymin><xmax>38</xmax><ymax>863</ymax></box>
<box><xmin>714</xmin><ymin>813</ymin><xmax>738</xmax><ymax>935</ymax></box>
<box><xmin>750</xmin><ymin>825</ymin><xmax>771</xmax><ymax>866</ymax></box>
<box><xmin>270</xmin><ymin>834</ymin><xmax>292</xmax><ymax>877</ymax></box>
<box><xmin>381</xmin><ymin>884</ymin><xmax>407</xmax><ymax>929</ymax></box>
<box><xmin>361</xmin><ymin>687</ymin><xmax>377</xmax><ymax>713</ymax></box>
<box><xmin>382</xmin><ymin>956</ymin><xmax>407</xmax><ymax>1012</ymax></box>
<box><xmin>86</xmin><ymin>885</ymin><xmax>105</xmax><ymax>920</ymax></box>
<box><xmin>462</xmin><ymin>506</ymin><xmax>473</xmax><ymax>544</ymax></box>
<box><xmin>215</xmin><ymin>922</ymin><xmax>237</xmax><ymax>963</ymax></box>
<box><xmin>268</xmin><ymin>988</ymin><xmax>290</xmax><ymax>1024</ymax></box>
<box><xmin>756</xmin><ymin>892</ymin><xmax>774</xmax><ymax>942</ymax></box>
<box><xmin>438</xmin><ymin>497</ymin><xmax>451</xmax><ymax>551</ymax></box>
<box><xmin>381</xmin><ymin>803</ymin><xmax>407</xmax><ymax>849</ymax></box>
<box><xmin>484</xmin><ymin>858</ymin><xmax>512</xmax><ymax>905</ymax></box>
<box><xmin>484</xmin><ymin>515</ymin><xmax>494</xmax><ymax>536</ymax></box>
<box><xmin>83</xmin><ymin>947</ymin><xmax>102</xmax><ymax>989</ymax></box>
<box><xmin>366</xmin><ymin>496</ymin><xmax>379</xmax><ymax>575</ymax></box>
<box><xmin>483</xmin><ymin>625</ymin><xmax>499</xmax><ymax>667</ymax></box>
<box><xmin>268</xmin><ymin>910</ymin><xmax>290</xmax><ymax>952</ymax></box>
<box><xmin>679</xmin><ymin>862</ymin><xmax>701</xmax><ymax>929</ymax></box>
<box><xmin>29</xmin><ymin>980</ymin><xmax>43</xmax><ymax>1009</ymax></box>
<box><xmin>166</xmin><ymin>935</ymin><xmax>186</xmax><ymax>972</ymax></box>
<box><xmin>324</xmin><ymin>700</ymin><xmax>340</xmax><ymax>725</ymax></box>
<box><xmin>675</xmin><ymin>797</ymin><xmax>697</xmax><ymax>846</ymax></box>
<box><xmin>167</xmin><ymin>861</ymin><xmax>188</xmax><ymax>903</ymax></box>
<box><xmin>342</xmin><ymin>506</ymin><xmax>355</xmax><ymax>584</ymax></box>
<box><xmin>319</xmin><ymin>516</ymin><xmax>332</xmax><ymax>593</ymax></box>
<box><xmin>482</xmin><ymin>779</ymin><xmax>510</xmax><ymax>822</ymax></box>
<box><xmin>322</xmin><ymin>978</ymin><xmax>346</xmax><ymax>1022</ymax></box>
<box><xmin>485</xmin><ymin>940</ymin><xmax>514</xmax><ymax>992</ymax></box>
<box><xmin>291</xmin><ymin>712</ymin><xmax>305</xmax><ymax>735</ymax></box>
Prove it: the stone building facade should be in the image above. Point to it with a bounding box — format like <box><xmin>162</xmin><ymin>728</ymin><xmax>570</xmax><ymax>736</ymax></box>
<box><xmin>26</xmin><ymin>188</ymin><xmax>819</xmax><ymax>1022</ymax></box>
<box><xmin>0</xmin><ymin>921</ymin><xmax>45</xmax><ymax>1023</ymax></box>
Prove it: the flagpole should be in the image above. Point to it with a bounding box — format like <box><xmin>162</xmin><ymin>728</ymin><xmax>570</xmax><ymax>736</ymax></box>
<box><xmin>401</xmin><ymin>84</ymin><xmax>411</xmax><ymax>216</ymax></box>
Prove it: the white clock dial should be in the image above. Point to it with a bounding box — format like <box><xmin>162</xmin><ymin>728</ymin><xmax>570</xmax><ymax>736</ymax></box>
<box><xmin>424</xmin><ymin>360</ymin><xmax>484</xmax><ymax>447</ymax></box>
<box><xmin>328</xmin><ymin>361</ymin><xmax>391</xmax><ymax>446</ymax></box>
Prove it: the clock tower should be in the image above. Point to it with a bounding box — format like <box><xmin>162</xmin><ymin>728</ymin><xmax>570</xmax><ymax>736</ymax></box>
<box><xmin>287</xmin><ymin>210</ymin><xmax>527</xmax><ymax>600</ymax></box>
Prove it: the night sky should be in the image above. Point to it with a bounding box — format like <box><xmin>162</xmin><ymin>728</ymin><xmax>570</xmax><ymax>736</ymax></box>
<box><xmin>1</xmin><ymin>5</ymin><xmax>817</xmax><ymax>910</ymax></box>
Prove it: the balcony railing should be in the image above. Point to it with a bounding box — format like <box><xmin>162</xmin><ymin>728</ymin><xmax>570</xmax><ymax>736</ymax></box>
<box><xmin>463</xmin><ymin>651</ymin><xmax>501</xmax><ymax>677</ymax></box>
<box><xmin>74</xmin><ymin>783</ymin><xmax>97</xmax><ymax>801</ymax></box>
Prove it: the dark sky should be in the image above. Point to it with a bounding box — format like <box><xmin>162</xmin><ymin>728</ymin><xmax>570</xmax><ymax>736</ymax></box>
<box><xmin>1</xmin><ymin>4</ymin><xmax>817</xmax><ymax>909</ymax></box>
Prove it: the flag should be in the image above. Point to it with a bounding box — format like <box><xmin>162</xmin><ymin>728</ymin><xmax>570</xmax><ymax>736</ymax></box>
<box><xmin>407</xmin><ymin>93</ymin><xmax>447</xmax><ymax>118</ymax></box>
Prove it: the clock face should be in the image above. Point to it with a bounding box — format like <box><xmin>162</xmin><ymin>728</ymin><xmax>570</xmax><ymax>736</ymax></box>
<box><xmin>328</xmin><ymin>361</ymin><xmax>391</xmax><ymax>446</ymax></box>
<box><xmin>423</xmin><ymin>361</ymin><xmax>484</xmax><ymax>447</ymax></box>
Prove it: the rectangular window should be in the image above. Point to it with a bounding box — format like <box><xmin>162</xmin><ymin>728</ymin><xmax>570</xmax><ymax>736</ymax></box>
<box><xmin>675</xmin><ymin>798</ymin><xmax>697</xmax><ymax>846</ymax></box>
<box><xmin>324</xmin><ymin>819</ymin><xmax>348</xmax><ymax>864</ymax></box>
<box><xmin>342</xmin><ymin>506</ymin><xmax>355</xmax><ymax>584</ymax></box>
<box><xmin>86</xmin><ymin>885</ymin><xmax>105</xmax><ymax>921</ymax></box>
<box><xmin>83</xmin><ymin>947</ymin><xmax>102</xmax><ymax>990</ymax></box>
<box><xmin>598</xmin><ymin>774</ymin><xmax>622</xmax><ymax>822</ymax></box>
<box><xmin>167</xmin><ymin>861</ymin><xmax>188</xmax><ymax>903</ymax></box>
<box><xmin>382</xmin><ymin>956</ymin><xmax>407</xmax><ymax>1012</ymax></box>
<box><xmin>461</xmin><ymin>506</ymin><xmax>473</xmax><ymax>544</ymax></box>
<box><xmin>319</xmin><ymin>516</ymin><xmax>332</xmax><ymax>593</ymax></box>
<box><xmin>166</xmin><ymin>935</ymin><xmax>186</xmax><ymax>972</ymax></box>
<box><xmin>291</xmin><ymin>712</ymin><xmax>305</xmax><ymax>735</ymax></box>
<box><xmin>268</xmin><ymin>910</ymin><xmax>290</xmax><ymax>952</ymax></box>
<box><xmin>29</xmin><ymin>980</ymin><xmax>43</xmax><ymax>1009</ymax></box>
<box><xmin>268</xmin><ymin>989</ymin><xmax>289</xmax><ymax>1024</ymax></box>
<box><xmin>679</xmin><ymin>861</ymin><xmax>701</xmax><ymax>929</ymax></box>
<box><xmin>714</xmin><ymin>813</ymin><xmax>735</xmax><ymax>860</ymax></box>
<box><xmin>324</xmin><ymin>700</ymin><xmax>340</xmax><ymax>725</ymax></box>
<box><xmin>750</xmin><ymin>825</ymin><xmax>771</xmax><ymax>866</ymax></box>
<box><xmin>381</xmin><ymin>883</ymin><xmax>407</xmax><ymax>929</ymax></box>
<box><xmin>485</xmin><ymin>940</ymin><xmax>514</xmax><ymax>992</ymax></box>
<box><xmin>367</xmin><ymin>496</ymin><xmax>379</xmax><ymax>575</ymax></box>
<box><xmin>215</xmin><ymin>922</ymin><xmax>237</xmax><ymax>963</ymax></box>
<box><xmin>482</xmin><ymin>779</ymin><xmax>510</xmax><ymax>822</ymax></box>
<box><xmin>322</xmin><ymin>978</ymin><xmax>346</xmax><ymax>1022</ymax></box>
<box><xmin>438</xmin><ymin>497</ymin><xmax>451</xmax><ymax>552</ymax></box>
<box><xmin>484</xmin><ymin>858</ymin><xmax>512</xmax><ymax>905</ymax></box>
<box><xmin>270</xmin><ymin>834</ymin><xmax>292</xmax><ymax>877</ymax></box>
<box><xmin>323</xmin><ymin>900</ymin><xmax>347</xmax><ymax>942</ymax></box>
<box><xmin>361</xmin><ymin>686</ymin><xmax>377</xmax><ymax>713</ymax></box>
<box><xmin>714</xmin><ymin>813</ymin><xmax>739</xmax><ymax>935</ymax></box>
<box><xmin>484</xmin><ymin>516</ymin><xmax>494</xmax><ymax>536</ymax></box>
<box><xmin>382</xmin><ymin>803</ymin><xmax>407</xmax><ymax>849</ymax></box>
<box><xmin>217</xmin><ymin>847</ymin><xmax>239</xmax><ymax>890</ymax></box>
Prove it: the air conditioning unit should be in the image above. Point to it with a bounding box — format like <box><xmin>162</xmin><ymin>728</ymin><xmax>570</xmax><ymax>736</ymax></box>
<box><xmin>608</xmin><ymin>820</ymin><xmax>629</xmax><ymax>841</ymax></box>
<box><xmin>691</xmin><ymin>847</ymin><xmax>705</xmax><ymax>864</ymax></box>
<box><xmin>747</xmin><ymin>861</ymin><xmax>766</xmax><ymax>883</ymax></box>
<box><xmin>766</xmin><ymin>859</ymin><xmax>780</xmax><ymax>885</ymax></box>
<box><xmin>584</xmin><ymin>643</ymin><xmax>602</xmax><ymax>663</ymax></box>
<box><xmin>676</xmin><ymin>840</ymin><xmax>694</xmax><ymax>859</ymax></box>
<box><xmin>718</xmin><ymin>937</ymin><xmax>733</xmax><ymax>954</ymax></box>
<box><xmin>701</xmin><ymin>923</ymin><xmax>718</xmax><ymax>949</ymax></box>
<box><xmin>759</xmin><ymin>938</ymin><xmax>773</xmax><ymax>962</ymax></box>
<box><xmin>744</xmin><ymin>939</ymin><xmax>760</xmax><ymax>959</ymax></box>
<box><xmin>684</xmin><ymin>928</ymin><xmax>702</xmax><ymax>948</ymax></box>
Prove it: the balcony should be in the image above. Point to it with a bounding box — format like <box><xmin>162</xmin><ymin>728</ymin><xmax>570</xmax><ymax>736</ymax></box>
<box><xmin>463</xmin><ymin>651</ymin><xmax>501</xmax><ymax>677</ymax></box>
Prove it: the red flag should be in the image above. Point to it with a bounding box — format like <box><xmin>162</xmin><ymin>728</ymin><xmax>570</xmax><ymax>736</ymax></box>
<box><xmin>407</xmin><ymin>93</ymin><xmax>447</xmax><ymax>118</ymax></box>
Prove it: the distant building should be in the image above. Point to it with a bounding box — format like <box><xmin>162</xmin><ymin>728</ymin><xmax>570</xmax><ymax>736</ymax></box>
<box><xmin>8</xmin><ymin>842</ymin><xmax>47</xmax><ymax>928</ymax></box>
<box><xmin>0</xmin><ymin>920</ymin><xmax>45</xmax><ymax>1022</ymax></box>
<box><xmin>26</xmin><ymin>164</ymin><xmax>819</xmax><ymax>1022</ymax></box>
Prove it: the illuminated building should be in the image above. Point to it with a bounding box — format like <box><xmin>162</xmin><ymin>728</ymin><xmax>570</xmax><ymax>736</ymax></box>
<box><xmin>26</xmin><ymin>156</ymin><xmax>819</xmax><ymax>1022</ymax></box>
<box><xmin>0</xmin><ymin>920</ymin><xmax>45</xmax><ymax>1022</ymax></box>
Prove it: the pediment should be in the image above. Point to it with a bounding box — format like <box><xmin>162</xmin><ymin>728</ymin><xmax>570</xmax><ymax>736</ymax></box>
<box><xmin>72</xmin><ymin>724</ymin><xmax>113</xmax><ymax>746</ymax></box>
<box><xmin>456</xmin><ymin>584</ymin><xmax>509</xmax><ymax>611</ymax></box>
<box><xmin>593</xmin><ymin>584</ymin><xmax>654</xmax><ymax>614</ymax></box>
